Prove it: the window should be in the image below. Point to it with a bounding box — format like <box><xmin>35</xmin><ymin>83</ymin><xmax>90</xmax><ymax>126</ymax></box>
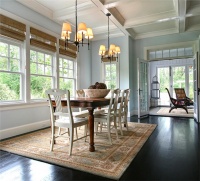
<box><xmin>102</xmin><ymin>62</ymin><xmax>118</xmax><ymax>89</ymax></box>
<box><xmin>30</xmin><ymin>49</ymin><xmax>53</xmax><ymax>99</ymax></box>
<box><xmin>0</xmin><ymin>40</ymin><xmax>23</xmax><ymax>101</ymax></box>
<box><xmin>148</xmin><ymin>47</ymin><xmax>193</xmax><ymax>60</ymax></box>
<box><xmin>59</xmin><ymin>57</ymin><xmax>76</xmax><ymax>97</ymax></box>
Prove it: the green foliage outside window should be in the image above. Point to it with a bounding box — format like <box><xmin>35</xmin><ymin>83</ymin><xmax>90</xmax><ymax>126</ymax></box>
<box><xmin>105</xmin><ymin>63</ymin><xmax>117</xmax><ymax>89</ymax></box>
<box><xmin>30</xmin><ymin>50</ymin><xmax>53</xmax><ymax>99</ymax></box>
<box><xmin>0</xmin><ymin>42</ymin><xmax>21</xmax><ymax>101</ymax></box>
<box><xmin>0</xmin><ymin>72</ymin><xmax>20</xmax><ymax>100</ymax></box>
<box><xmin>59</xmin><ymin>58</ymin><xmax>75</xmax><ymax>97</ymax></box>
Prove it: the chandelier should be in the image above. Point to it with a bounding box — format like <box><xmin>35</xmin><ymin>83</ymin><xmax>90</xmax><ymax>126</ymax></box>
<box><xmin>99</xmin><ymin>13</ymin><xmax>120</xmax><ymax>62</ymax></box>
<box><xmin>61</xmin><ymin>0</ymin><xmax>94</xmax><ymax>51</ymax></box>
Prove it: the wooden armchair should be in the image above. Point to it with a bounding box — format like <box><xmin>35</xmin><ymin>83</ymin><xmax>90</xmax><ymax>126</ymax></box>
<box><xmin>174</xmin><ymin>88</ymin><xmax>193</xmax><ymax>106</ymax></box>
<box><xmin>165</xmin><ymin>88</ymin><xmax>188</xmax><ymax>114</ymax></box>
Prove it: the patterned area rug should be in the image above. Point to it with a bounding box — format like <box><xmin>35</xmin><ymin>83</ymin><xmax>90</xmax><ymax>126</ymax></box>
<box><xmin>0</xmin><ymin>122</ymin><xmax>156</xmax><ymax>180</ymax></box>
<box><xmin>157</xmin><ymin>107</ymin><xmax>194</xmax><ymax>118</ymax></box>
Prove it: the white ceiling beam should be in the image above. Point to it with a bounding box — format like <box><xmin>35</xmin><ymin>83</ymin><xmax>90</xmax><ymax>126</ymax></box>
<box><xmin>177</xmin><ymin>0</ymin><xmax>187</xmax><ymax>33</ymax></box>
<box><xmin>108</xmin><ymin>7</ymin><xmax>125</xmax><ymax>26</ymax></box>
<box><xmin>126</xmin><ymin>28</ymin><xmax>136</xmax><ymax>39</ymax></box>
<box><xmin>91</xmin><ymin>0</ymin><xmax>129</xmax><ymax>37</ymax></box>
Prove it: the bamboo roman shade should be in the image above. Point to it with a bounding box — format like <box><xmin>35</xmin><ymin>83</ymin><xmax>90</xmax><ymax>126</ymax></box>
<box><xmin>59</xmin><ymin>39</ymin><xmax>77</xmax><ymax>59</ymax></box>
<box><xmin>30</xmin><ymin>27</ymin><xmax>57</xmax><ymax>52</ymax></box>
<box><xmin>0</xmin><ymin>14</ymin><xmax>26</xmax><ymax>41</ymax></box>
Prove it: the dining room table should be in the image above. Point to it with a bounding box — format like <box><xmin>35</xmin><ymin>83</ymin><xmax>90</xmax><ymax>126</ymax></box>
<box><xmin>60</xmin><ymin>97</ymin><xmax>111</xmax><ymax>152</ymax></box>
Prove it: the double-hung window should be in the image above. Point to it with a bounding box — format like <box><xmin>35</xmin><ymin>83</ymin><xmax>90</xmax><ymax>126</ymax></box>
<box><xmin>102</xmin><ymin>62</ymin><xmax>119</xmax><ymax>89</ymax></box>
<box><xmin>59</xmin><ymin>57</ymin><xmax>76</xmax><ymax>97</ymax></box>
<box><xmin>0</xmin><ymin>40</ymin><xmax>23</xmax><ymax>101</ymax></box>
<box><xmin>30</xmin><ymin>49</ymin><xmax>53</xmax><ymax>99</ymax></box>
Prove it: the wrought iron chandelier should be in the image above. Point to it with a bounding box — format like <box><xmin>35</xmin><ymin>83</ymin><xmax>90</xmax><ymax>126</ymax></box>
<box><xmin>61</xmin><ymin>0</ymin><xmax>94</xmax><ymax>51</ymax></box>
<box><xmin>99</xmin><ymin>13</ymin><xmax>120</xmax><ymax>62</ymax></box>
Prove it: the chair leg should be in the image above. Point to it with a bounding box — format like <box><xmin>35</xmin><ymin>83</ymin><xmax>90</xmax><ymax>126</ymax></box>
<box><xmin>107</xmin><ymin>123</ymin><xmax>112</xmax><ymax>144</ymax></box>
<box><xmin>169</xmin><ymin>106</ymin><xmax>176</xmax><ymax>113</ymax></box>
<box><xmin>113</xmin><ymin>118</ymin><xmax>119</xmax><ymax>139</ymax></box>
<box><xmin>75</xmin><ymin>128</ymin><xmax>78</xmax><ymax>139</ymax></box>
<box><xmin>118</xmin><ymin>116</ymin><xmax>123</xmax><ymax>136</ymax></box>
<box><xmin>84</xmin><ymin>125</ymin><xmax>88</xmax><ymax>142</ymax></box>
<box><xmin>182</xmin><ymin>106</ymin><xmax>188</xmax><ymax>114</ymax></box>
<box><xmin>50</xmin><ymin>126</ymin><xmax>55</xmax><ymax>151</ymax></box>
<box><xmin>69</xmin><ymin>128</ymin><xmax>74</xmax><ymax>156</ymax></box>
<box><xmin>58</xmin><ymin>127</ymin><xmax>61</xmax><ymax>135</ymax></box>
<box><xmin>124</xmin><ymin>113</ymin><xmax>128</xmax><ymax>131</ymax></box>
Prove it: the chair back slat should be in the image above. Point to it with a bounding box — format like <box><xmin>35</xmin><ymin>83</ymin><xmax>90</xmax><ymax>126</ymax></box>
<box><xmin>46</xmin><ymin>89</ymin><xmax>74</xmax><ymax>125</ymax></box>
<box><xmin>106</xmin><ymin>89</ymin><xmax>119</xmax><ymax>117</ymax></box>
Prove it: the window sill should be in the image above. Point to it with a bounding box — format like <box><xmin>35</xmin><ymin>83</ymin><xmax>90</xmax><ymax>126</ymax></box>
<box><xmin>0</xmin><ymin>101</ymin><xmax>48</xmax><ymax>111</ymax></box>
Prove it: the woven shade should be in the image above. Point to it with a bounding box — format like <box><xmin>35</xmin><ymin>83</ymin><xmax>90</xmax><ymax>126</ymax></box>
<box><xmin>59</xmin><ymin>39</ymin><xmax>77</xmax><ymax>58</ymax></box>
<box><xmin>0</xmin><ymin>14</ymin><xmax>26</xmax><ymax>41</ymax></box>
<box><xmin>30</xmin><ymin>27</ymin><xmax>56</xmax><ymax>52</ymax></box>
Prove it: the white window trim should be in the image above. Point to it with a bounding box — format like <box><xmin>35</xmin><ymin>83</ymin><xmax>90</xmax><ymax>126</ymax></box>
<box><xmin>58</xmin><ymin>55</ymin><xmax>77</xmax><ymax>97</ymax></box>
<box><xmin>30</xmin><ymin>47</ymin><xmax>54</xmax><ymax>100</ymax></box>
<box><xmin>101</xmin><ymin>61</ymin><xmax>119</xmax><ymax>89</ymax></box>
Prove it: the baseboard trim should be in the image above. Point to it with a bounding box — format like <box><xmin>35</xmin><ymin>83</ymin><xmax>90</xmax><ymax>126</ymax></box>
<box><xmin>0</xmin><ymin>120</ymin><xmax>50</xmax><ymax>140</ymax></box>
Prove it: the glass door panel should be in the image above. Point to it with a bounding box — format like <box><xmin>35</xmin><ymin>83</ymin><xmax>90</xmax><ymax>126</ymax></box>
<box><xmin>172</xmin><ymin>66</ymin><xmax>185</xmax><ymax>97</ymax></box>
<box><xmin>158</xmin><ymin>67</ymin><xmax>170</xmax><ymax>105</ymax></box>
<box><xmin>137</xmin><ymin>58</ymin><xmax>149</xmax><ymax>118</ymax></box>
<box><xmin>189</xmin><ymin>65</ymin><xmax>194</xmax><ymax>100</ymax></box>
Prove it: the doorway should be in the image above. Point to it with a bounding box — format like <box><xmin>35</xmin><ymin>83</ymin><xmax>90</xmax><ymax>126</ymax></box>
<box><xmin>156</xmin><ymin>62</ymin><xmax>194</xmax><ymax>107</ymax></box>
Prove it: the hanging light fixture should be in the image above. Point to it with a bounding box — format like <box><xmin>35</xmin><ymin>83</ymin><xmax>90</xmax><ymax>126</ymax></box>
<box><xmin>99</xmin><ymin>13</ymin><xmax>120</xmax><ymax>62</ymax></box>
<box><xmin>61</xmin><ymin>0</ymin><xmax>94</xmax><ymax>51</ymax></box>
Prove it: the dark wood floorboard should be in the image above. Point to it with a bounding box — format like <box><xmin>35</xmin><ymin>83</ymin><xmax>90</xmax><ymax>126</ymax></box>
<box><xmin>0</xmin><ymin>116</ymin><xmax>199</xmax><ymax>181</ymax></box>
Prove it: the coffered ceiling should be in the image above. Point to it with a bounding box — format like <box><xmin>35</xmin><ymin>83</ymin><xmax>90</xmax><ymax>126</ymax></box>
<box><xmin>16</xmin><ymin>0</ymin><xmax>200</xmax><ymax>40</ymax></box>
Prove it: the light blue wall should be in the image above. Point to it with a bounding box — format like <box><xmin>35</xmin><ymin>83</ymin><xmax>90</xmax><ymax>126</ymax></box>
<box><xmin>78</xmin><ymin>45</ymin><xmax>92</xmax><ymax>89</ymax></box>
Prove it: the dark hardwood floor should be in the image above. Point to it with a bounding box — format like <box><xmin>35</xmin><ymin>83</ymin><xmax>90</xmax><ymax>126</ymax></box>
<box><xmin>0</xmin><ymin>116</ymin><xmax>199</xmax><ymax>181</ymax></box>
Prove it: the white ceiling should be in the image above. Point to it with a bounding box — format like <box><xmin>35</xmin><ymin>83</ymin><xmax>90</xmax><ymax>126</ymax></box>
<box><xmin>17</xmin><ymin>0</ymin><xmax>200</xmax><ymax>41</ymax></box>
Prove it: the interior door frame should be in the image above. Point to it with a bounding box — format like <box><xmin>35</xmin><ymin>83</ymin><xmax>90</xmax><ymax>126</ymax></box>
<box><xmin>193</xmin><ymin>52</ymin><xmax>199</xmax><ymax>123</ymax></box>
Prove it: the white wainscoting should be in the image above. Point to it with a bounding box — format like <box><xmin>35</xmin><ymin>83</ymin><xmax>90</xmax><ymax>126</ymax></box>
<box><xmin>0</xmin><ymin>120</ymin><xmax>50</xmax><ymax>140</ymax></box>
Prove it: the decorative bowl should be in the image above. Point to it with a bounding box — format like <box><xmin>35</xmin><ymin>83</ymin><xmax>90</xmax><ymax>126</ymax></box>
<box><xmin>83</xmin><ymin>89</ymin><xmax>110</xmax><ymax>98</ymax></box>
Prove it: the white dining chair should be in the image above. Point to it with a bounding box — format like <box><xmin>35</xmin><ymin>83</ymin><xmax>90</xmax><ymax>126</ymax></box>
<box><xmin>99</xmin><ymin>88</ymin><xmax>130</xmax><ymax>135</ymax></box>
<box><xmin>74</xmin><ymin>89</ymin><xmax>105</xmax><ymax>117</ymax></box>
<box><xmin>114</xmin><ymin>89</ymin><xmax>130</xmax><ymax>135</ymax></box>
<box><xmin>93</xmin><ymin>89</ymin><xmax>120</xmax><ymax>144</ymax></box>
<box><xmin>114</xmin><ymin>89</ymin><xmax>126</xmax><ymax>135</ymax></box>
<box><xmin>46</xmin><ymin>89</ymin><xmax>88</xmax><ymax>156</ymax></box>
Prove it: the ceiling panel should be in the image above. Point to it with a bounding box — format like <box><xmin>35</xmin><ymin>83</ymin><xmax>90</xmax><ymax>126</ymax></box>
<box><xmin>16</xmin><ymin>0</ymin><xmax>200</xmax><ymax>40</ymax></box>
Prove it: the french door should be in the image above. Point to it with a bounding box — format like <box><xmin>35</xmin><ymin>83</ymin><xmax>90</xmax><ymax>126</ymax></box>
<box><xmin>193</xmin><ymin>52</ymin><xmax>199</xmax><ymax>123</ymax></box>
<box><xmin>158</xmin><ymin>65</ymin><xmax>194</xmax><ymax>106</ymax></box>
<box><xmin>137</xmin><ymin>58</ymin><xmax>149</xmax><ymax>118</ymax></box>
